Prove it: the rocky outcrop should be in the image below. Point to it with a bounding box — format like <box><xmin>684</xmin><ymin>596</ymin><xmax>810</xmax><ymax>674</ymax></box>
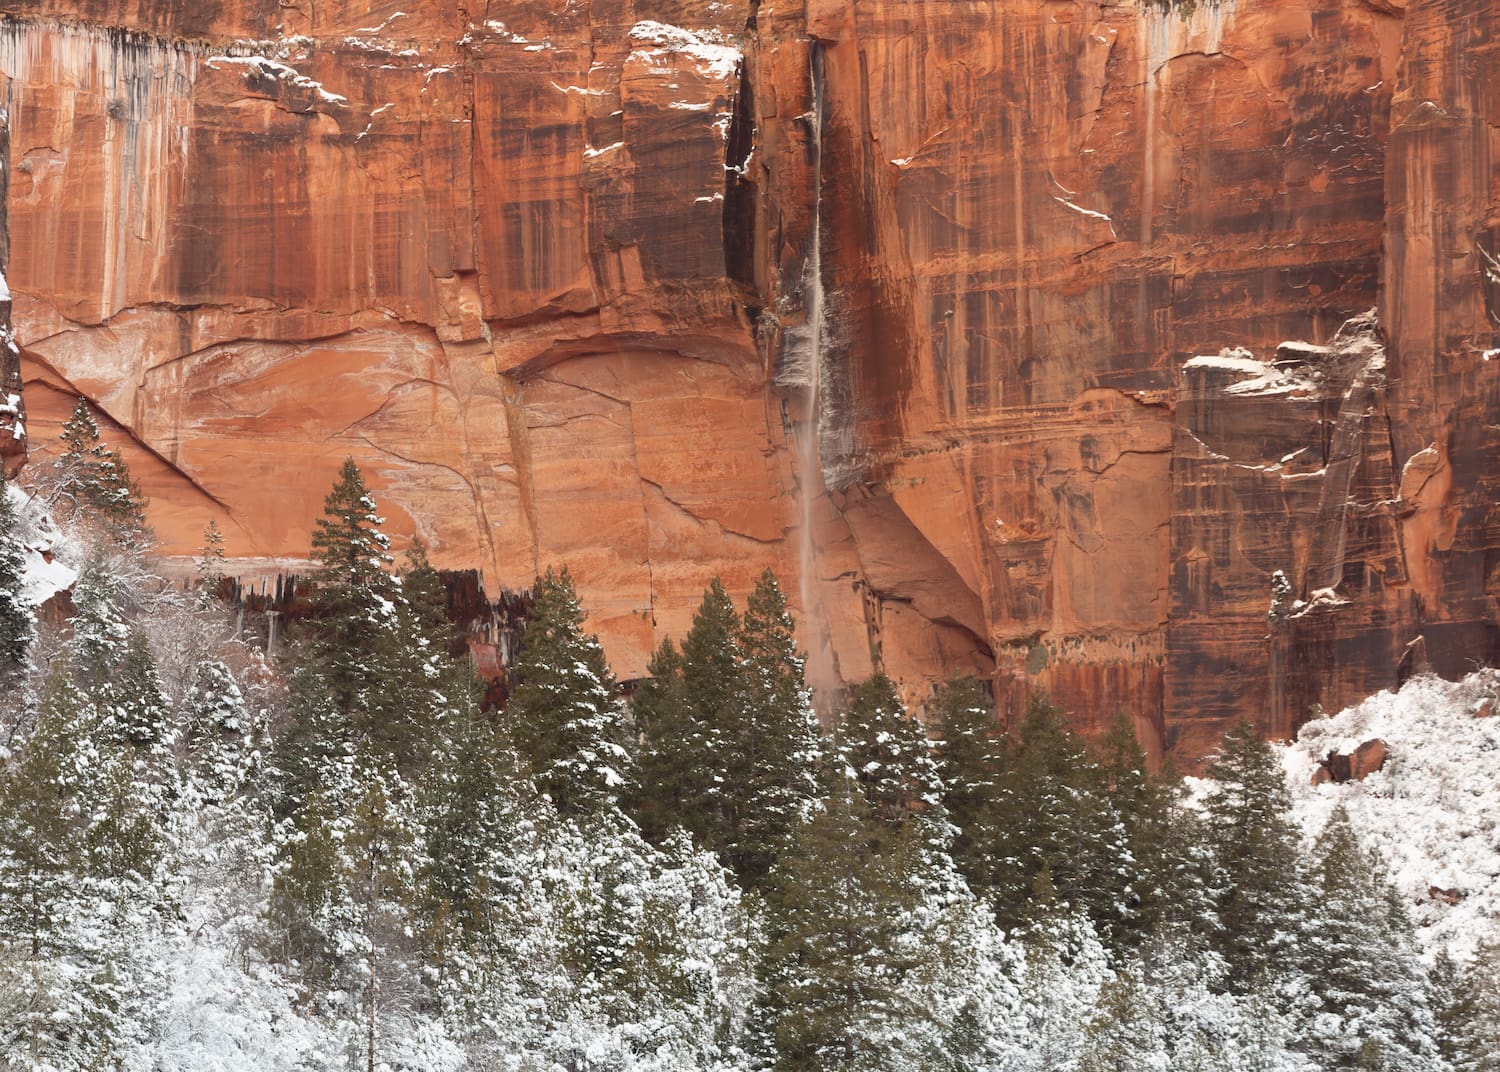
<box><xmin>0</xmin><ymin>0</ymin><xmax>1495</xmax><ymax>760</ymax></box>
<box><xmin>1311</xmin><ymin>737</ymin><xmax>1390</xmax><ymax>785</ymax></box>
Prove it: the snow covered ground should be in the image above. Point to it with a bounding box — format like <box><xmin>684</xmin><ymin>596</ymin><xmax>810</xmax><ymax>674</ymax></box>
<box><xmin>1283</xmin><ymin>671</ymin><xmax>1500</xmax><ymax>961</ymax></box>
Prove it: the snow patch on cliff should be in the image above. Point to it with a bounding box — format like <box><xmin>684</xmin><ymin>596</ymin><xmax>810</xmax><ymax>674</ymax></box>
<box><xmin>207</xmin><ymin>55</ymin><xmax>347</xmax><ymax>105</ymax></box>
<box><xmin>1184</xmin><ymin>348</ymin><xmax>1320</xmax><ymax>396</ymax></box>
<box><xmin>1282</xmin><ymin>671</ymin><xmax>1500</xmax><ymax>961</ymax></box>
<box><xmin>628</xmin><ymin>21</ymin><xmax>740</xmax><ymax>81</ymax></box>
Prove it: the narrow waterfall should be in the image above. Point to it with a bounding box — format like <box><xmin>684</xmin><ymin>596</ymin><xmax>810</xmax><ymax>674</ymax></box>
<box><xmin>796</xmin><ymin>46</ymin><xmax>827</xmax><ymax>645</ymax></box>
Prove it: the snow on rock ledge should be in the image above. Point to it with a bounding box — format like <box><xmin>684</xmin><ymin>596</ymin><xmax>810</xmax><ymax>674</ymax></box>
<box><xmin>5</xmin><ymin>484</ymin><xmax>79</xmax><ymax>608</ymax></box>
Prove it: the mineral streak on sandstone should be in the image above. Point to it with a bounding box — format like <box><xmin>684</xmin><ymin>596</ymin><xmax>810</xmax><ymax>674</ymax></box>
<box><xmin>0</xmin><ymin>0</ymin><xmax>1495</xmax><ymax>761</ymax></box>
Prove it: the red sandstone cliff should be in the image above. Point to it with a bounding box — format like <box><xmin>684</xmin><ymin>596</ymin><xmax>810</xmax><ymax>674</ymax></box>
<box><xmin>0</xmin><ymin>0</ymin><xmax>1493</xmax><ymax>760</ymax></box>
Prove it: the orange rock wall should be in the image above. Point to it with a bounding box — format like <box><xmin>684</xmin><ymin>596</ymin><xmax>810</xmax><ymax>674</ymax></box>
<box><xmin>0</xmin><ymin>0</ymin><xmax>1495</xmax><ymax>760</ymax></box>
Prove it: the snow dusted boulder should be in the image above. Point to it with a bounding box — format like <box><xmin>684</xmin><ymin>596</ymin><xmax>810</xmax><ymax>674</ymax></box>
<box><xmin>1309</xmin><ymin>738</ymin><xmax>1389</xmax><ymax>785</ymax></box>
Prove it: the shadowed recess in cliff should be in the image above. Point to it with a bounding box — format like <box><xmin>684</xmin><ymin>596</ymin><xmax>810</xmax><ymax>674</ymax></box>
<box><xmin>836</xmin><ymin>482</ymin><xmax>991</xmax><ymax>657</ymax></box>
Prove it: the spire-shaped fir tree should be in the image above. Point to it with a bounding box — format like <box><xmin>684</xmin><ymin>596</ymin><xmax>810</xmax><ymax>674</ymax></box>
<box><xmin>181</xmin><ymin>657</ymin><xmax>254</xmax><ymax>800</ymax></box>
<box><xmin>631</xmin><ymin>636</ymin><xmax>694</xmax><ymax>843</ymax></box>
<box><xmin>194</xmin><ymin>518</ymin><xmax>227</xmax><ymax>605</ymax></box>
<box><xmin>834</xmin><ymin>673</ymin><xmax>945</xmax><ymax>838</ymax></box>
<box><xmin>1300</xmin><ymin>805</ymin><xmax>1441</xmax><ymax>1070</ymax></box>
<box><xmin>931</xmin><ymin>675</ymin><xmax>1006</xmax><ymax>896</ymax></box>
<box><xmin>987</xmin><ymin>694</ymin><xmax>1116</xmax><ymax>935</ymax></box>
<box><xmin>759</xmin><ymin>774</ymin><xmax>936</xmax><ymax>1072</ymax></box>
<box><xmin>1202</xmin><ymin>718</ymin><xmax>1309</xmax><ymax>1003</ymax></box>
<box><xmin>676</xmin><ymin>577</ymin><xmax>743</xmax><ymax>848</ymax></box>
<box><xmin>54</xmin><ymin>396</ymin><xmax>148</xmax><ymax>542</ymax></box>
<box><xmin>1433</xmin><ymin>942</ymin><xmax>1500</xmax><ymax>1072</ymax></box>
<box><xmin>506</xmin><ymin>566</ymin><xmax>632</xmax><ymax>818</ymax></box>
<box><xmin>304</xmin><ymin>457</ymin><xmax>398</xmax><ymax>719</ymax></box>
<box><xmin>730</xmin><ymin>569</ymin><xmax>822</xmax><ymax>885</ymax></box>
<box><xmin>633</xmin><ymin>571</ymin><xmax>820</xmax><ymax>886</ymax></box>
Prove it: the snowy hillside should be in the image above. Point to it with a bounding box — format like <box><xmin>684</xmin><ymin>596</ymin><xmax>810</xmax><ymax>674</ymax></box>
<box><xmin>1284</xmin><ymin>671</ymin><xmax>1500</xmax><ymax>960</ymax></box>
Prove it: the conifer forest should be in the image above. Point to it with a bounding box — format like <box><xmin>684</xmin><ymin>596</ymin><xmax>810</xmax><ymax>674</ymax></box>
<box><xmin>1</xmin><ymin>402</ymin><xmax>1498</xmax><ymax>1072</ymax></box>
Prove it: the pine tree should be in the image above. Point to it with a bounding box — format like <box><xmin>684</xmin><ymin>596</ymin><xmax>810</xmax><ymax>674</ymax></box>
<box><xmin>103</xmin><ymin>629</ymin><xmax>173</xmax><ymax>750</ymax></box>
<box><xmin>760</xmin><ymin>775</ymin><xmax>936</xmax><ymax>1072</ymax></box>
<box><xmin>1201</xmin><ymin>718</ymin><xmax>1308</xmax><ymax>1002</ymax></box>
<box><xmin>303</xmin><ymin>457</ymin><xmax>398</xmax><ymax>722</ymax></box>
<box><xmin>286</xmin><ymin>460</ymin><xmax>457</xmax><ymax>785</ymax></box>
<box><xmin>633</xmin><ymin>571</ymin><xmax>821</xmax><ymax>886</ymax></box>
<box><xmin>1130</xmin><ymin>759</ymin><xmax>1218</xmax><ymax>945</ymax></box>
<box><xmin>1078</xmin><ymin>969</ymin><xmax>1167</xmax><ymax>1072</ymax></box>
<box><xmin>987</xmin><ymin>694</ymin><xmax>1114</xmax><ymax>935</ymax></box>
<box><xmin>267</xmin><ymin>757</ymin><xmax>424</xmax><ymax>1063</ymax></box>
<box><xmin>931</xmin><ymin>676</ymin><xmax>1006</xmax><ymax>897</ymax></box>
<box><xmin>730</xmin><ymin>569</ymin><xmax>822</xmax><ymax>885</ymax></box>
<box><xmin>0</xmin><ymin>669</ymin><xmax>169</xmax><ymax>1071</ymax></box>
<box><xmin>418</xmin><ymin>695</ymin><xmax>523</xmax><ymax>987</ymax></box>
<box><xmin>834</xmin><ymin>673</ymin><xmax>945</xmax><ymax>839</ymax></box>
<box><xmin>1012</xmin><ymin>890</ymin><xmax>1114</xmax><ymax>1071</ymax></box>
<box><xmin>1301</xmin><ymin>806</ymin><xmax>1441</xmax><ymax>1070</ymax></box>
<box><xmin>68</xmin><ymin>552</ymin><xmax>130</xmax><ymax>687</ymax></box>
<box><xmin>1433</xmin><ymin>943</ymin><xmax>1500</xmax><ymax>1072</ymax></box>
<box><xmin>0</xmin><ymin>472</ymin><xmax>34</xmax><ymax>667</ymax></box>
<box><xmin>505</xmin><ymin>566</ymin><xmax>631</xmax><ymax>818</ymax></box>
<box><xmin>677</xmin><ymin>577</ymin><xmax>743</xmax><ymax>849</ymax></box>
<box><xmin>194</xmin><ymin>519</ymin><xmax>227</xmax><ymax>605</ymax></box>
<box><xmin>181</xmin><ymin>657</ymin><xmax>252</xmax><ymax>800</ymax></box>
<box><xmin>54</xmin><ymin>396</ymin><xmax>148</xmax><ymax>541</ymax></box>
<box><xmin>631</xmin><ymin>636</ymin><xmax>695</xmax><ymax>844</ymax></box>
<box><xmin>398</xmin><ymin>538</ymin><xmax>454</xmax><ymax>656</ymax></box>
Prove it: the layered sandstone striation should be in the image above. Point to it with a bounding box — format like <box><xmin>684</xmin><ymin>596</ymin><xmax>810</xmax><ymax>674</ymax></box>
<box><xmin>0</xmin><ymin>0</ymin><xmax>1494</xmax><ymax>759</ymax></box>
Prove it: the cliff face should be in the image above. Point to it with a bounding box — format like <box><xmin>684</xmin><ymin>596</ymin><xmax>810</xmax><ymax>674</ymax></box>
<box><xmin>0</xmin><ymin>0</ymin><xmax>1494</xmax><ymax>758</ymax></box>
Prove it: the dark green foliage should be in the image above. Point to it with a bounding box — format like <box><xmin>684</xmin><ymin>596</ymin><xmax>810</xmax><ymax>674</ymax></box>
<box><xmin>1127</xmin><ymin>756</ymin><xmax>1218</xmax><ymax>943</ymax></box>
<box><xmin>834</xmin><ymin>673</ymin><xmax>944</xmax><ymax>834</ymax></box>
<box><xmin>725</xmin><ymin>571</ymin><xmax>822</xmax><ymax>884</ymax></box>
<box><xmin>282</xmin><ymin>460</ymin><xmax>461</xmax><ymax>787</ymax></box>
<box><xmin>506</xmin><ymin>566</ymin><xmax>632</xmax><ymax>818</ymax></box>
<box><xmin>665</xmin><ymin>579</ymin><xmax>742</xmax><ymax>847</ymax></box>
<box><xmin>1434</xmin><ymin>944</ymin><xmax>1500</xmax><ymax>1072</ymax></box>
<box><xmin>986</xmin><ymin>694</ymin><xmax>1116</xmax><ymax>935</ymax></box>
<box><xmin>418</xmin><ymin>698</ymin><xmax>521</xmax><ymax>963</ymax></box>
<box><xmin>931</xmin><ymin>676</ymin><xmax>1006</xmax><ymax>894</ymax></box>
<box><xmin>632</xmin><ymin>571</ymin><xmax>820</xmax><ymax>885</ymax></box>
<box><xmin>1202</xmin><ymin>718</ymin><xmax>1308</xmax><ymax>999</ymax></box>
<box><xmin>1092</xmin><ymin>714</ymin><xmax>1218</xmax><ymax>953</ymax></box>
<box><xmin>399</xmin><ymin>538</ymin><xmax>455</xmax><ymax>656</ymax></box>
<box><xmin>759</xmin><ymin>776</ymin><xmax>931</xmax><ymax>1072</ymax></box>
<box><xmin>302</xmin><ymin>457</ymin><xmax>398</xmax><ymax>721</ymax></box>
<box><xmin>632</xmin><ymin>637</ymin><xmax>694</xmax><ymax>843</ymax></box>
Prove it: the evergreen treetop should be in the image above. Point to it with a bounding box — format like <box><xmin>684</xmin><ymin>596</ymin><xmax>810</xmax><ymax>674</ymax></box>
<box><xmin>1202</xmin><ymin>718</ymin><xmax>1309</xmax><ymax>1001</ymax></box>
<box><xmin>54</xmin><ymin>396</ymin><xmax>148</xmax><ymax>542</ymax></box>
<box><xmin>506</xmin><ymin>566</ymin><xmax>632</xmax><ymax>818</ymax></box>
